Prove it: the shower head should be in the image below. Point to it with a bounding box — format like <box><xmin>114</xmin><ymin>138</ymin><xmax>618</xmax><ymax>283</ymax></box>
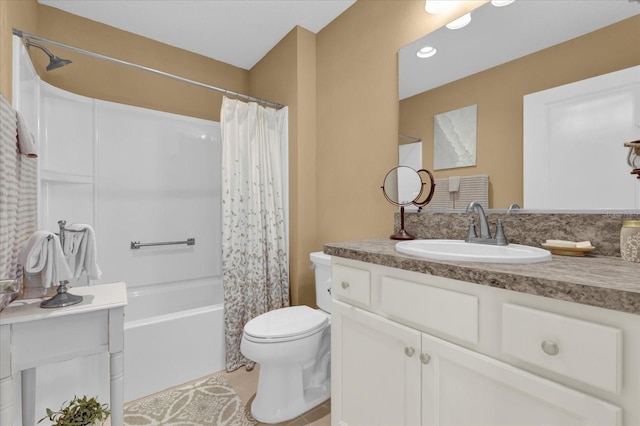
<box><xmin>25</xmin><ymin>40</ymin><xmax>72</xmax><ymax>71</ymax></box>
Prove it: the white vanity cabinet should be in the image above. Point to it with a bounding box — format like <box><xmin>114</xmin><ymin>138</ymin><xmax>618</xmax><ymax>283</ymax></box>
<box><xmin>331</xmin><ymin>257</ymin><xmax>639</xmax><ymax>426</ymax></box>
<box><xmin>421</xmin><ymin>333</ymin><xmax>620</xmax><ymax>426</ymax></box>
<box><xmin>332</xmin><ymin>300</ymin><xmax>421</xmax><ymax>425</ymax></box>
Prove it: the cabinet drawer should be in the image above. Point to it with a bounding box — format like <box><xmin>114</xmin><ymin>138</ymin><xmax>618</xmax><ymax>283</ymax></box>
<box><xmin>332</xmin><ymin>264</ymin><xmax>371</xmax><ymax>306</ymax></box>
<box><xmin>380</xmin><ymin>276</ymin><xmax>478</xmax><ymax>345</ymax></box>
<box><xmin>502</xmin><ymin>303</ymin><xmax>622</xmax><ymax>394</ymax></box>
<box><xmin>12</xmin><ymin>310</ymin><xmax>109</xmax><ymax>370</ymax></box>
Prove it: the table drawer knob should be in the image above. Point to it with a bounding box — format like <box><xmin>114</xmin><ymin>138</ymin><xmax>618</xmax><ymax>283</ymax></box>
<box><xmin>541</xmin><ymin>340</ymin><xmax>560</xmax><ymax>356</ymax></box>
<box><xmin>404</xmin><ymin>346</ymin><xmax>415</xmax><ymax>357</ymax></box>
<box><xmin>341</xmin><ymin>281</ymin><xmax>350</xmax><ymax>289</ymax></box>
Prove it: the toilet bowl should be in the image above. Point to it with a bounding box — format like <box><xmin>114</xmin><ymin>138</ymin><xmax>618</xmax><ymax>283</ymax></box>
<box><xmin>240</xmin><ymin>251</ymin><xmax>332</xmax><ymax>424</ymax></box>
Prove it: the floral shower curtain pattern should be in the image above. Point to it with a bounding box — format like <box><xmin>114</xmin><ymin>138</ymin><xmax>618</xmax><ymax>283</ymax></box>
<box><xmin>221</xmin><ymin>96</ymin><xmax>289</xmax><ymax>371</ymax></box>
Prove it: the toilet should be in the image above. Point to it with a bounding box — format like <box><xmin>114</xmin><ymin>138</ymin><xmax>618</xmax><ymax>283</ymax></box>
<box><xmin>241</xmin><ymin>251</ymin><xmax>332</xmax><ymax>423</ymax></box>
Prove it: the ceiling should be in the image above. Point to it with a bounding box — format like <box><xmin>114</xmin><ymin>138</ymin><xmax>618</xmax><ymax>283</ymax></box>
<box><xmin>38</xmin><ymin>0</ymin><xmax>356</xmax><ymax>70</ymax></box>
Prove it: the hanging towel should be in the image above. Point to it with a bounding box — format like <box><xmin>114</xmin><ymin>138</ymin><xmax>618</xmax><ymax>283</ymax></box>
<box><xmin>453</xmin><ymin>174</ymin><xmax>489</xmax><ymax>209</ymax></box>
<box><xmin>425</xmin><ymin>174</ymin><xmax>490</xmax><ymax>209</ymax></box>
<box><xmin>63</xmin><ymin>223</ymin><xmax>102</xmax><ymax>280</ymax></box>
<box><xmin>16</xmin><ymin>112</ymin><xmax>37</xmax><ymax>158</ymax></box>
<box><xmin>424</xmin><ymin>179</ymin><xmax>453</xmax><ymax>210</ymax></box>
<box><xmin>0</xmin><ymin>93</ymin><xmax>38</xmax><ymax>281</ymax></box>
<box><xmin>17</xmin><ymin>231</ymin><xmax>73</xmax><ymax>288</ymax></box>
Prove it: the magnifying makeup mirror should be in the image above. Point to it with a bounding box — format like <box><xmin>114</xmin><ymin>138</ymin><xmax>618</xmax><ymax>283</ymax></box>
<box><xmin>381</xmin><ymin>166</ymin><xmax>436</xmax><ymax>240</ymax></box>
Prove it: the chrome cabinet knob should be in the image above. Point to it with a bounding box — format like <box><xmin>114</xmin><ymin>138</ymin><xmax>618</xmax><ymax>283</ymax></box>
<box><xmin>541</xmin><ymin>340</ymin><xmax>560</xmax><ymax>356</ymax></box>
<box><xmin>420</xmin><ymin>353</ymin><xmax>431</xmax><ymax>364</ymax></box>
<box><xmin>341</xmin><ymin>281</ymin><xmax>349</xmax><ymax>289</ymax></box>
<box><xmin>404</xmin><ymin>346</ymin><xmax>416</xmax><ymax>357</ymax></box>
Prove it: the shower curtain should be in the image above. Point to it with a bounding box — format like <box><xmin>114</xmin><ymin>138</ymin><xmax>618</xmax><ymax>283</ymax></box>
<box><xmin>221</xmin><ymin>96</ymin><xmax>290</xmax><ymax>371</ymax></box>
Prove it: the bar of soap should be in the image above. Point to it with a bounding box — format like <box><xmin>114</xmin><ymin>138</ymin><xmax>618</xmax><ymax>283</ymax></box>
<box><xmin>545</xmin><ymin>240</ymin><xmax>593</xmax><ymax>248</ymax></box>
<box><xmin>545</xmin><ymin>240</ymin><xmax>577</xmax><ymax>247</ymax></box>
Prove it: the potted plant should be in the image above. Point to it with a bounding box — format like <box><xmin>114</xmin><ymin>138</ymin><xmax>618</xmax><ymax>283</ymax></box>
<box><xmin>38</xmin><ymin>395</ymin><xmax>110</xmax><ymax>426</ymax></box>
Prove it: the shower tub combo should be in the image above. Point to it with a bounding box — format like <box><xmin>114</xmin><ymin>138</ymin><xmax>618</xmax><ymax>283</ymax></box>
<box><xmin>12</xmin><ymin>33</ymin><xmax>227</xmax><ymax>413</ymax></box>
<box><xmin>123</xmin><ymin>278</ymin><xmax>225</xmax><ymax>402</ymax></box>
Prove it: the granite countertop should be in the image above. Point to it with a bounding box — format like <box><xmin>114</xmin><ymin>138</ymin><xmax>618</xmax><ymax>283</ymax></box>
<box><xmin>324</xmin><ymin>239</ymin><xmax>640</xmax><ymax>315</ymax></box>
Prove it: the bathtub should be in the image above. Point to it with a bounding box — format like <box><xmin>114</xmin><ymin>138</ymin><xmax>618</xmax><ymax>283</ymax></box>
<box><xmin>123</xmin><ymin>278</ymin><xmax>225</xmax><ymax>402</ymax></box>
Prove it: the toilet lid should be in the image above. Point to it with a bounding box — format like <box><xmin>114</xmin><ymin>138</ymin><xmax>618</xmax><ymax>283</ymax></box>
<box><xmin>244</xmin><ymin>305</ymin><xmax>328</xmax><ymax>341</ymax></box>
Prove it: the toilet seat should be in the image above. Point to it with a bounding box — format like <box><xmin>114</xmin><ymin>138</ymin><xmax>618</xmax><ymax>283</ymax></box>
<box><xmin>243</xmin><ymin>305</ymin><xmax>329</xmax><ymax>343</ymax></box>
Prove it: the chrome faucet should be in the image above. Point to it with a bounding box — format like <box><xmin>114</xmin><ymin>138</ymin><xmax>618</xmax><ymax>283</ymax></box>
<box><xmin>466</xmin><ymin>201</ymin><xmax>492</xmax><ymax>240</ymax></box>
<box><xmin>465</xmin><ymin>201</ymin><xmax>520</xmax><ymax>246</ymax></box>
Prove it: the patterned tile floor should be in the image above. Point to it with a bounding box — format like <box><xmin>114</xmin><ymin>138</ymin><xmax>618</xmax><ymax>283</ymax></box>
<box><xmin>111</xmin><ymin>364</ymin><xmax>330</xmax><ymax>426</ymax></box>
<box><xmin>220</xmin><ymin>364</ymin><xmax>331</xmax><ymax>426</ymax></box>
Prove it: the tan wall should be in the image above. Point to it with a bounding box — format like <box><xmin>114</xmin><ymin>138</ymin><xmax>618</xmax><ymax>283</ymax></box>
<box><xmin>315</xmin><ymin>1</ymin><xmax>484</xmax><ymax>244</ymax></box>
<box><xmin>1</xmin><ymin>1</ymin><xmax>249</xmax><ymax>120</ymax></box>
<box><xmin>35</xmin><ymin>4</ymin><xmax>248</xmax><ymax>122</ymax></box>
<box><xmin>249</xmin><ymin>26</ymin><xmax>318</xmax><ymax>307</ymax></box>
<box><xmin>0</xmin><ymin>0</ymin><xmax>39</xmax><ymax>102</ymax></box>
<box><xmin>399</xmin><ymin>15</ymin><xmax>640</xmax><ymax>209</ymax></box>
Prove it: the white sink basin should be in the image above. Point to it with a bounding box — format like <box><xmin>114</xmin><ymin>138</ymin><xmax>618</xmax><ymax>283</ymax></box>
<box><xmin>396</xmin><ymin>239</ymin><xmax>552</xmax><ymax>264</ymax></box>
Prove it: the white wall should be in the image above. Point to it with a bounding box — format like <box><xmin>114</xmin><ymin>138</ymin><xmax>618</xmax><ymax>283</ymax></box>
<box><xmin>95</xmin><ymin>100</ymin><xmax>221</xmax><ymax>287</ymax></box>
<box><xmin>524</xmin><ymin>65</ymin><xmax>640</xmax><ymax>210</ymax></box>
<box><xmin>34</xmin><ymin>83</ymin><xmax>222</xmax><ymax>289</ymax></box>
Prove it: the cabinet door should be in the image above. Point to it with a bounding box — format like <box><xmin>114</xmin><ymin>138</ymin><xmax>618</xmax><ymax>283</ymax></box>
<box><xmin>421</xmin><ymin>333</ymin><xmax>621</xmax><ymax>426</ymax></box>
<box><xmin>332</xmin><ymin>300</ymin><xmax>421</xmax><ymax>426</ymax></box>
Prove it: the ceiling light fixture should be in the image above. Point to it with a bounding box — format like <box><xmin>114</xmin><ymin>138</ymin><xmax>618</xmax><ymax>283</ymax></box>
<box><xmin>416</xmin><ymin>46</ymin><xmax>437</xmax><ymax>59</ymax></box>
<box><xmin>425</xmin><ymin>0</ymin><xmax>461</xmax><ymax>14</ymax></box>
<box><xmin>446</xmin><ymin>13</ymin><xmax>471</xmax><ymax>29</ymax></box>
<box><xmin>491</xmin><ymin>0</ymin><xmax>516</xmax><ymax>6</ymax></box>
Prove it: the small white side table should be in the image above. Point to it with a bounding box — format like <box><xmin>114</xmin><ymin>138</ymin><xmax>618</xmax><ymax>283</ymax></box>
<box><xmin>0</xmin><ymin>282</ymin><xmax>127</xmax><ymax>426</ymax></box>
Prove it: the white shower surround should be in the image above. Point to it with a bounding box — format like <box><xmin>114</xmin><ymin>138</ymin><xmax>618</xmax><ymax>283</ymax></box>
<box><xmin>124</xmin><ymin>277</ymin><xmax>224</xmax><ymax>401</ymax></box>
<box><xmin>12</xmin><ymin>35</ymin><xmax>225</xmax><ymax>418</ymax></box>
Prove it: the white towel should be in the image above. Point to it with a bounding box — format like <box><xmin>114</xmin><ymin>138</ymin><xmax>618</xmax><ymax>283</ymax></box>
<box><xmin>16</xmin><ymin>112</ymin><xmax>37</xmax><ymax>158</ymax></box>
<box><xmin>63</xmin><ymin>223</ymin><xmax>102</xmax><ymax>280</ymax></box>
<box><xmin>17</xmin><ymin>231</ymin><xmax>73</xmax><ymax>288</ymax></box>
<box><xmin>425</xmin><ymin>175</ymin><xmax>490</xmax><ymax>209</ymax></box>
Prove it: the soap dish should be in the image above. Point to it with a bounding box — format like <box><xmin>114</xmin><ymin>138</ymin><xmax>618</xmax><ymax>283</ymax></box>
<box><xmin>541</xmin><ymin>243</ymin><xmax>596</xmax><ymax>257</ymax></box>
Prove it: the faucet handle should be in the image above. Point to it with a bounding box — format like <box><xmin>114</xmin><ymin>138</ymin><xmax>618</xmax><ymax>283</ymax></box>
<box><xmin>495</xmin><ymin>217</ymin><xmax>521</xmax><ymax>245</ymax></box>
<box><xmin>465</xmin><ymin>217</ymin><xmax>477</xmax><ymax>242</ymax></box>
<box><xmin>454</xmin><ymin>216</ymin><xmax>478</xmax><ymax>242</ymax></box>
<box><xmin>453</xmin><ymin>215</ymin><xmax>478</xmax><ymax>242</ymax></box>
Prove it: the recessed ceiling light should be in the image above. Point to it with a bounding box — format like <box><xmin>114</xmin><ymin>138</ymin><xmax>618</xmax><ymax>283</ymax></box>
<box><xmin>446</xmin><ymin>13</ymin><xmax>471</xmax><ymax>29</ymax></box>
<box><xmin>416</xmin><ymin>46</ymin><xmax>437</xmax><ymax>59</ymax></box>
<box><xmin>425</xmin><ymin>0</ymin><xmax>461</xmax><ymax>14</ymax></box>
<box><xmin>491</xmin><ymin>0</ymin><xmax>515</xmax><ymax>6</ymax></box>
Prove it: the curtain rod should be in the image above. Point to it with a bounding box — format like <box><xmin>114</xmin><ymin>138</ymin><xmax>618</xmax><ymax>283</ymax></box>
<box><xmin>12</xmin><ymin>28</ymin><xmax>285</xmax><ymax>110</ymax></box>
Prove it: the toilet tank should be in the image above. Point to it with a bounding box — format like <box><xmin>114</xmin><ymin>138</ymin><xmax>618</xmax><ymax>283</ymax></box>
<box><xmin>310</xmin><ymin>252</ymin><xmax>332</xmax><ymax>314</ymax></box>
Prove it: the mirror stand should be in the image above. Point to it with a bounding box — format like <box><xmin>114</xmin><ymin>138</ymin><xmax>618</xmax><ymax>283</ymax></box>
<box><xmin>391</xmin><ymin>206</ymin><xmax>414</xmax><ymax>240</ymax></box>
<box><xmin>382</xmin><ymin>166</ymin><xmax>436</xmax><ymax>241</ymax></box>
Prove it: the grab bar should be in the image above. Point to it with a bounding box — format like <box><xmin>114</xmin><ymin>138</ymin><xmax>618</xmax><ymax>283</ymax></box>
<box><xmin>130</xmin><ymin>238</ymin><xmax>195</xmax><ymax>250</ymax></box>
